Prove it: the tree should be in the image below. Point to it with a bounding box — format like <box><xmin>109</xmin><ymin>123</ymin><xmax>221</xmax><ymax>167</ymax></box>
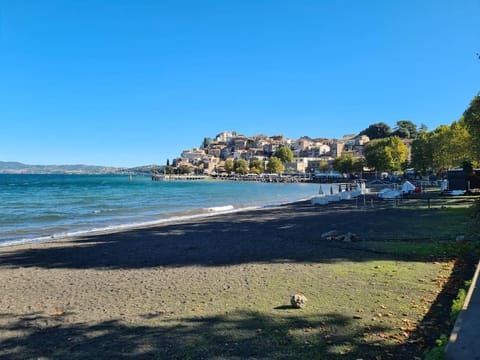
<box><xmin>410</xmin><ymin>131</ymin><xmax>434</xmax><ymax>174</ymax></box>
<box><xmin>234</xmin><ymin>159</ymin><xmax>249</xmax><ymax>174</ymax></box>
<box><xmin>266</xmin><ymin>156</ymin><xmax>285</xmax><ymax>173</ymax></box>
<box><xmin>395</xmin><ymin>120</ymin><xmax>417</xmax><ymax>139</ymax></box>
<box><xmin>332</xmin><ymin>155</ymin><xmax>365</xmax><ymax>174</ymax></box>
<box><xmin>410</xmin><ymin>121</ymin><xmax>472</xmax><ymax>172</ymax></box>
<box><xmin>360</xmin><ymin>122</ymin><xmax>392</xmax><ymax>139</ymax></box>
<box><xmin>430</xmin><ymin>122</ymin><xmax>471</xmax><ymax>170</ymax></box>
<box><xmin>363</xmin><ymin>136</ymin><xmax>408</xmax><ymax>171</ymax></box>
<box><xmin>463</xmin><ymin>94</ymin><xmax>480</xmax><ymax>162</ymax></box>
<box><xmin>224</xmin><ymin>159</ymin><xmax>234</xmax><ymax>174</ymax></box>
<box><xmin>165</xmin><ymin>165</ymin><xmax>175</xmax><ymax>174</ymax></box>
<box><xmin>249</xmin><ymin>159</ymin><xmax>264</xmax><ymax>174</ymax></box>
<box><xmin>177</xmin><ymin>165</ymin><xmax>192</xmax><ymax>175</ymax></box>
<box><xmin>318</xmin><ymin>160</ymin><xmax>330</xmax><ymax>172</ymax></box>
<box><xmin>332</xmin><ymin>154</ymin><xmax>355</xmax><ymax>174</ymax></box>
<box><xmin>274</xmin><ymin>146</ymin><xmax>294</xmax><ymax>163</ymax></box>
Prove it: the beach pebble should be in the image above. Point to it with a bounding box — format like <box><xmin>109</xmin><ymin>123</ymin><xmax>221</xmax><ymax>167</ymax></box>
<box><xmin>290</xmin><ymin>294</ymin><xmax>308</xmax><ymax>309</ymax></box>
<box><xmin>340</xmin><ymin>232</ymin><xmax>357</xmax><ymax>242</ymax></box>
<box><xmin>321</xmin><ymin>230</ymin><xmax>339</xmax><ymax>240</ymax></box>
<box><xmin>321</xmin><ymin>230</ymin><xmax>358</xmax><ymax>242</ymax></box>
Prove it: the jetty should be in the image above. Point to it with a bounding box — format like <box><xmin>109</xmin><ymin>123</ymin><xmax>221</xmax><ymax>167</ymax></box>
<box><xmin>151</xmin><ymin>174</ymin><xmax>209</xmax><ymax>181</ymax></box>
<box><xmin>151</xmin><ymin>173</ymin><xmax>315</xmax><ymax>183</ymax></box>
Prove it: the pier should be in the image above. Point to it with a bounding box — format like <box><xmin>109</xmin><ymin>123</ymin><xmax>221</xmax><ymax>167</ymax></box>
<box><xmin>151</xmin><ymin>173</ymin><xmax>314</xmax><ymax>183</ymax></box>
<box><xmin>151</xmin><ymin>174</ymin><xmax>209</xmax><ymax>181</ymax></box>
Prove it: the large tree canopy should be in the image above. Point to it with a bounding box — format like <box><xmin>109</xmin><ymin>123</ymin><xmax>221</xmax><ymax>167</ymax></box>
<box><xmin>363</xmin><ymin>136</ymin><xmax>408</xmax><ymax>171</ymax></box>
<box><xmin>274</xmin><ymin>146</ymin><xmax>294</xmax><ymax>163</ymax></box>
<box><xmin>266</xmin><ymin>156</ymin><xmax>285</xmax><ymax>173</ymax></box>
<box><xmin>410</xmin><ymin>120</ymin><xmax>472</xmax><ymax>172</ymax></box>
<box><xmin>463</xmin><ymin>95</ymin><xmax>480</xmax><ymax>162</ymax></box>
<box><xmin>360</xmin><ymin>122</ymin><xmax>392</xmax><ymax>139</ymax></box>
<box><xmin>332</xmin><ymin>154</ymin><xmax>363</xmax><ymax>174</ymax></box>
<box><xmin>410</xmin><ymin>131</ymin><xmax>433</xmax><ymax>174</ymax></box>
<box><xmin>249</xmin><ymin>159</ymin><xmax>264</xmax><ymax>174</ymax></box>
<box><xmin>224</xmin><ymin>159</ymin><xmax>234</xmax><ymax>174</ymax></box>
<box><xmin>392</xmin><ymin>120</ymin><xmax>418</xmax><ymax>139</ymax></box>
<box><xmin>234</xmin><ymin>159</ymin><xmax>249</xmax><ymax>174</ymax></box>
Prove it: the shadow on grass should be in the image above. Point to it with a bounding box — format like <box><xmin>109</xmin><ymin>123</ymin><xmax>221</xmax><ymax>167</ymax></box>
<box><xmin>0</xmin><ymin>199</ymin><xmax>471</xmax><ymax>270</ymax></box>
<box><xmin>0</xmin><ymin>309</ymin><xmax>412</xmax><ymax>360</ymax></box>
<box><xmin>406</xmin><ymin>258</ymin><xmax>477</xmax><ymax>354</ymax></box>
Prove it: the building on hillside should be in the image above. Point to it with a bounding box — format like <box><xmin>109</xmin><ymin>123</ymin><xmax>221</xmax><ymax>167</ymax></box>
<box><xmin>292</xmin><ymin>137</ymin><xmax>315</xmax><ymax>152</ymax></box>
<box><xmin>251</xmin><ymin>134</ymin><xmax>270</xmax><ymax>148</ymax></box>
<box><xmin>355</xmin><ymin>135</ymin><xmax>370</xmax><ymax>146</ymax></box>
<box><xmin>307</xmin><ymin>159</ymin><xmax>332</xmax><ymax>173</ymax></box>
<box><xmin>233</xmin><ymin>137</ymin><xmax>248</xmax><ymax>150</ymax></box>
<box><xmin>181</xmin><ymin>149</ymin><xmax>206</xmax><ymax>162</ymax></box>
<box><xmin>206</xmin><ymin>147</ymin><xmax>222</xmax><ymax>158</ymax></box>
<box><xmin>215</xmin><ymin>131</ymin><xmax>235</xmax><ymax>143</ymax></box>
<box><xmin>200</xmin><ymin>156</ymin><xmax>220</xmax><ymax>175</ymax></box>
<box><xmin>285</xmin><ymin>158</ymin><xmax>311</xmax><ymax>173</ymax></box>
<box><xmin>269</xmin><ymin>135</ymin><xmax>286</xmax><ymax>143</ymax></box>
<box><xmin>233</xmin><ymin>150</ymin><xmax>248</xmax><ymax>160</ymax></box>
<box><xmin>263</xmin><ymin>143</ymin><xmax>280</xmax><ymax>156</ymax></box>
<box><xmin>341</xmin><ymin>135</ymin><xmax>370</xmax><ymax>158</ymax></box>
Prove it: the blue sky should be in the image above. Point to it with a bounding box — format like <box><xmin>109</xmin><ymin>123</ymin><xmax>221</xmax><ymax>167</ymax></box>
<box><xmin>1</xmin><ymin>0</ymin><xmax>479</xmax><ymax>167</ymax></box>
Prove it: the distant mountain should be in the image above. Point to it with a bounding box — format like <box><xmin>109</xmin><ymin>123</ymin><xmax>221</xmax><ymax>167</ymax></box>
<box><xmin>0</xmin><ymin>161</ymin><xmax>162</xmax><ymax>175</ymax></box>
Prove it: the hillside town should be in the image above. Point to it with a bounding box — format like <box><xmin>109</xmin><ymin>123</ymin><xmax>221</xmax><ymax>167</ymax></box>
<box><xmin>164</xmin><ymin>130</ymin><xmax>402</xmax><ymax>177</ymax></box>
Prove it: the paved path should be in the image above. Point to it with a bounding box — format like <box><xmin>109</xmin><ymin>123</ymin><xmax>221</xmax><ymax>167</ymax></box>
<box><xmin>445</xmin><ymin>260</ymin><xmax>480</xmax><ymax>360</ymax></box>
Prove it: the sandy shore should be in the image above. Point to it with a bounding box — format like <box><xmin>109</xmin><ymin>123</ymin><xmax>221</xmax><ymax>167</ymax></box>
<box><xmin>0</xmin><ymin>197</ymin><xmax>466</xmax><ymax>359</ymax></box>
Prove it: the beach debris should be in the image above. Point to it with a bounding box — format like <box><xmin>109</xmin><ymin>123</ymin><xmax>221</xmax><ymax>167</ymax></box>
<box><xmin>321</xmin><ymin>230</ymin><xmax>359</xmax><ymax>242</ymax></box>
<box><xmin>53</xmin><ymin>309</ymin><xmax>65</xmax><ymax>317</ymax></box>
<box><xmin>290</xmin><ymin>294</ymin><xmax>308</xmax><ymax>309</ymax></box>
<box><xmin>321</xmin><ymin>230</ymin><xmax>340</xmax><ymax>240</ymax></box>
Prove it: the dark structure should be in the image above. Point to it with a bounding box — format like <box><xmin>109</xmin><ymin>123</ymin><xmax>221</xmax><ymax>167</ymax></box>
<box><xmin>447</xmin><ymin>168</ymin><xmax>480</xmax><ymax>191</ymax></box>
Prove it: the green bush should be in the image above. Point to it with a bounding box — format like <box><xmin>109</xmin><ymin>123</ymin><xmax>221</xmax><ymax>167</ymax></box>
<box><xmin>424</xmin><ymin>334</ymin><xmax>448</xmax><ymax>360</ymax></box>
<box><xmin>451</xmin><ymin>280</ymin><xmax>472</xmax><ymax>322</ymax></box>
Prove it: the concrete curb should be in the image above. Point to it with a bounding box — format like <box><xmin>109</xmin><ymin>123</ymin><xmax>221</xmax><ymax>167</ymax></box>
<box><xmin>445</xmin><ymin>259</ymin><xmax>480</xmax><ymax>360</ymax></box>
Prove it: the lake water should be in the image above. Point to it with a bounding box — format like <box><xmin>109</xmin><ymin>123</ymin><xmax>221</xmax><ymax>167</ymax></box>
<box><xmin>0</xmin><ymin>174</ymin><xmax>319</xmax><ymax>246</ymax></box>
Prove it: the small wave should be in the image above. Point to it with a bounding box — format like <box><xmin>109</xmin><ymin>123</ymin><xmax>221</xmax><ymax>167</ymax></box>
<box><xmin>0</xmin><ymin>205</ymin><xmax>262</xmax><ymax>248</ymax></box>
<box><xmin>205</xmin><ymin>205</ymin><xmax>235</xmax><ymax>212</ymax></box>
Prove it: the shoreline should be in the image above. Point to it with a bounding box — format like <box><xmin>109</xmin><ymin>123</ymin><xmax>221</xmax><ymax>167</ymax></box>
<box><xmin>0</xmin><ymin>175</ymin><xmax>321</xmax><ymax>248</ymax></box>
<box><xmin>0</xmin><ymin>195</ymin><xmax>320</xmax><ymax>249</ymax></box>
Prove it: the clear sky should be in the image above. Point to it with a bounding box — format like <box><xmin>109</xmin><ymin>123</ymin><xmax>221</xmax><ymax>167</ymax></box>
<box><xmin>1</xmin><ymin>0</ymin><xmax>479</xmax><ymax>167</ymax></box>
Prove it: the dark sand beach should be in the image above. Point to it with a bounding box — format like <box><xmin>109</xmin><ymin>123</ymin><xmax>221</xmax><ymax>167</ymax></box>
<box><xmin>0</xmin><ymin>196</ymin><xmax>474</xmax><ymax>359</ymax></box>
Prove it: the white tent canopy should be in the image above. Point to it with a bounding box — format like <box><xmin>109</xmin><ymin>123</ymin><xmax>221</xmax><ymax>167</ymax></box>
<box><xmin>401</xmin><ymin>181</ymin><xmax>416</xmax><ymax>193</ymax></box>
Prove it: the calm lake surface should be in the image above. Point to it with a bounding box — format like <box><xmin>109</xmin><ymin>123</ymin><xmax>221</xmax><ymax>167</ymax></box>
<box><xmin>0</xmin><ymin>174</ymin><xmax>319</xmax><ymax>246</ymax></box>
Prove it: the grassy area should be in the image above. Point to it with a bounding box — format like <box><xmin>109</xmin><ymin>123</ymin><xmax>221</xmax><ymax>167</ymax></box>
<box><xmin>136</xmin><ymin>197</ymin><xmax>478</xmax><ymax>359</ymax></box>
<box><xmin>135</xmin><ymin>262</ymin><xmax>463</xmax><ymax>359</ymax></box>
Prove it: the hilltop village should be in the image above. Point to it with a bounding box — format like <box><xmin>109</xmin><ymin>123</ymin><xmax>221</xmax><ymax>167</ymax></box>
<box><xmin>165</xmin><ymin>130</ymin><xmax>379</xmax><ymax>176</ymax></box>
